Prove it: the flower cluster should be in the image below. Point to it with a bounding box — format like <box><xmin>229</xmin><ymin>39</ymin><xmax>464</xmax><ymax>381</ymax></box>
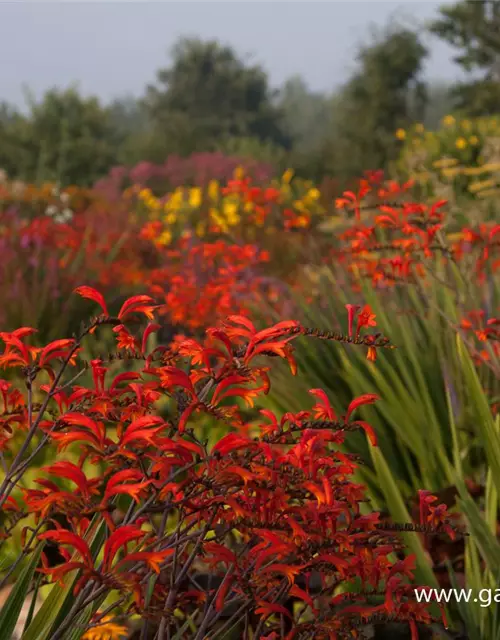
<box><xmin>135</xmin><ymin>169</ymin><xmax>325</xmax><ymax>251</ymax></box>
<box><xmin>327</xmin><ymin>172</ymin><xmax>499</xmax><ymax>292</ymax></box>
<box><xmin>0</xmin><ymin>288</ymin><xmax>461</xmax><ymax>639</ymax></box>
<box><xmin>395</xmin><ymin>114</ymin><xmax>500</xmax><ymax>204</ymax></box>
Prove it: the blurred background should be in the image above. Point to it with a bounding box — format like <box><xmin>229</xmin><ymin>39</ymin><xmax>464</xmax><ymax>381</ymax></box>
<box><xmin>0</xmin><ymin>0</ymin><xmax>480</xmax><ymax>186</ymax></box>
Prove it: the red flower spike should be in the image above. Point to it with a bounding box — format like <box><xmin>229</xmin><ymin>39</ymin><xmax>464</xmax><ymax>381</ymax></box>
<box><xmin>0</xmin><ymin>273</ymin><xmax>462</xmax><ymax>638</ymax></box>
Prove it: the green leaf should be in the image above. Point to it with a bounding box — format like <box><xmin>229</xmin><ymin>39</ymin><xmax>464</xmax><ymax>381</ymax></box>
<box><xmin>22</xmin><ymin>572</ymin><xmax>43</xmax><ymax>635</ymax></box>
<box><xmin>171</xmin><ymin>612</ymin><xmax>198</xmax><ymax>640</ymax></box>
<box><xmin>456</xmin><ymin>335</ymin><xmax>500</xmax><ymax>489</ymax></box>
<box><xmin>370</xmin><ymin>446</ymin><xmax>438</xmax><ymax>589</ymax></box>
<box><xmin>0</xmin><ymin>544</ymin><xmax>43</xmax><ymax>640</ymax></box>
<box><xmin>458</xmin><ymin>491</ymin><xmax>500</xmax><ymax>576</ymax></box>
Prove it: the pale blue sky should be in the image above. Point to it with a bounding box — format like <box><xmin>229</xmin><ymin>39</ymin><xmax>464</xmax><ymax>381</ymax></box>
<box><xmin>1</xmin><ymin>1</ymin><xmax>460</xmax><ymax>107</ymax></box>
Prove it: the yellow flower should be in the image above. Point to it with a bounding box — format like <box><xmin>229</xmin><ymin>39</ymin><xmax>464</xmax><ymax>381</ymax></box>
<box><xmin>463</xmin><ymin>166</ymin><xmax>488</xmax><ymax>176</ymax></box>
<box><xmin>282</xmin><ymin>168</ymin><xmax>294</xmax><ymax>184</ymax></box>
<box><xmin>455</xmin><ymin>137</ymin><xmax>467</xmax><ymax>149</ymax></box>
<box><xmin>188</xmin><ymin>187</ymin><xmax>202</xmax><ymax>208</ymax></box>
<box><xmin>210</xmin><ymin>208</ymin><xmax>222</xmax><ymax>223</ymax></box>
<box><xmin>222</xmin><ymin>201</ymin><xmax>238</xmax><ymax>217</ymax></box>
<box><xmin>468</xmin><ymin>178</ymin><xmax>495</xmax><ymax>193</ymax></box>
<box><xmin>82</xmin><ymin>616</ymin><xmax>128</xmax><ymax>640</ymax></box>
<box><xmin>165</xmin><ymin>213</ymin><xmax>177</xmax><ymax>225</ymax></box>
<box><xmin>157</xmin><ymin>230</ymin><xmax>172</xmax><ymax>246</ymax></box>
<box><xmin>196</xmin><ymin>222</ymin><xmax>205</xmax><ymax>237</ymax></box>
<box><xmin>168</xmin><ymin>189</ymin><xmax>183</xmax><ymax>207</ymax></box>
<box><xmin>395</xmin><ymin>128</ymin><xmax>406</xmax><ymax>140</ymax></box>
<box><xmin>469</xmin><ymin>135</ymin><xmax>479</xmax><ymax>146</ymax></box>
<box><xmin>414</xmin><ymin>123</ymin><xmax>425</xmax><ymax>133</ymax></box>
<box><xmin>481</xmin><ymin>162</ymin><xmax>500</xmax><ymax>172</ymax></box>
<box><xmin>442</xmin><ymin>115</ymin><xmax>456</xmax><ymax>127</ymax></box>
<box><xmin>306</xmin><ymin>188</ymin><xmax>321</xmax><ymax>201</ymax></box>
<box><xmin>138</xmin><ymin>188</ymin><xmax>151</xmax><ymax>200</ymax></box>
<box><xmin>208</xmin><ymin>180</ymin><xmax>219</xmax><ymax>201</ymax></box>
<box><xmin>432</xmin><ymin>157</ymin><xmax>459</xmax><ymax>169</ymax></box>
<box><xmin>441</xmin><ymin>166</ymin><xmax>463</xmax><ymax>178</ymax></box>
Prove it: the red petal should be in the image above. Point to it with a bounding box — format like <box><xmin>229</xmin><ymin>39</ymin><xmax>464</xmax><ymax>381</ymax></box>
<box><xmin>345</xmin><ymin>394</ymin><xmax>379</xmax><ymax>422</ymax></box>
<box><xmin>118</xmin><ymin>295</ymin><xmax>156</xmax><ymax>320</ymax></box>
<box><xmin>74</xmin><ymin>286</ymin><xmax>109</xmax><ymax>315</ymax></box>
<box><xmin>39</xmin><ymin>530</ymin><xmax>92</xmax><ymax>566</ymax></box>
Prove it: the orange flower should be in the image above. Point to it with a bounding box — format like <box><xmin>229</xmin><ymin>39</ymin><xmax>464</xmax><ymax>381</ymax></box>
<box><xmin>82</xmin><ymin>616</ymin><xmax>128</xmax><ymax>640</ymax></box>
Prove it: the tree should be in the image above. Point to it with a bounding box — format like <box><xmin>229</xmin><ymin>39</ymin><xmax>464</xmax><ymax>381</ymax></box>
<box><xmin>0</xmin><ymin>87</ymin><xmax>120</xmax><ymax>186</ymax></box>
<box><xmin>108</xmin><ymin>95</ymin><xmax>148</xmax><ymax>140</ymax></box>
<box><xmin>0</xmin><ymin>103</ymin><xmax>32</xmax><ymax>178</ymax></box>
<box><xmin>107</xmin><ymin>96</ymin><xmax>154</xmax><ymax>166</ymax></box>
<box><xmin>278</xmin><ymin>76</ymin><xmax>335</xmax><ymax>179</ymax></box>
<box><xmin>429</xmin><ymin>0</ymin><xmax>500</xmax><ymax>115</ymax></box>
<box><xmin>279</xmin><ymin>76</ymin><xmax>333</xmax><ymax>152</ymax></box>
<box><xmin>421</xmin><ymin>81</ymin><xmax>457</xmax><ymax>129</ymax></box>
<box><xmin>144</xmin><ymin>38</ymin><xmax>290</xmax><ymax>157</ymax></box>
<box><xmin>324</xmin><ymin>24</ymin><xmax>428</xmax><ymax>182</ymax></box>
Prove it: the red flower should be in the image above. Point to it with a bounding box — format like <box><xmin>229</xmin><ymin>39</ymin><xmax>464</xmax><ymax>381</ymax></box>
<box><xmin>356</xmin><ymin>305</ymin><xmax>377</xmax><ymax>338</ymax></box>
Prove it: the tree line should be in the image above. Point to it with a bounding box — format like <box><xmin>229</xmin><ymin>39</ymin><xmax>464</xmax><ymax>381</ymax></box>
<box><xmin>1</xmin><ymin>0</ymin><xmax>499</xmax><ymax>187</ymax></box>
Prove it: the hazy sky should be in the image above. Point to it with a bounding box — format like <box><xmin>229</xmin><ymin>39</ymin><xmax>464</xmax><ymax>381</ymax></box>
<box><xmin>1</xmin><ymin>1</ymin><xmax>460</xmax><ymax>108</ymax></box>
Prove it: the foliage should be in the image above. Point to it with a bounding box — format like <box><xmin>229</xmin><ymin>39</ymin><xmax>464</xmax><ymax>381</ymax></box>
<box><xmin>262</xmin><ymin>170</ymin><xmax>499</xmax><ymax>635</ymax></box>
<box><xmin>324</xmin><ymin>24</ymin><xmax>428</xmax><ymax>182</ymax></box>
<box><xmin>0</xmin><ymin>175</ymin><xmax>148</xmax><ymax>342</ymax></box>
<box><xmin>216</xmin><ymin>136</ymin><xmax>288</xmax><ymax>171</ymax></box>
<box><xmin>394</xmin><ymin>112</ymin><xmax>500</xmax><ymax>215</ymax></box>
<box><xmin>0</xmin><ymin>88</ymin><xmax>120</xmax><ymax>187</ymax></box>
<box><xmin>429</xmin><ymin>0</ymin><xmax>500</xmax><ymax>116</ymax></box>
<box><xmin>1</xmin><ymin>144</ymin><xmax>499</xmax><ymax>637</ymax></box>
<box><xmin>144</xmin><ymin>38</ymin><xmax>291</xmax><ymax>156</ymax></box>
<box><xmin>420</xmin><ymin>82</ymin><xmax>457</xmax><ymax>130</ymax></box>
<box><xmin>0</xmin><ymin>288</ymin><xmax>460</xmax><ymax>639</ymax></box>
